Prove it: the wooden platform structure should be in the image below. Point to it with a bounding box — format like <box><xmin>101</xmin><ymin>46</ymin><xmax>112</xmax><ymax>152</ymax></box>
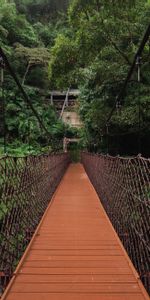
<box><xmin>1</xmin><ymin>164</ymin><xmax>149</xmax><ymax>300</ymax></box>
<box><xmin>47</xmin><ymin>89</ymin><xmax>80</xmax><ymax>115</ymax></box>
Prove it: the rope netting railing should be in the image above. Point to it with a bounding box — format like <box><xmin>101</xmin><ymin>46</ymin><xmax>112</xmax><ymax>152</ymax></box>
<box><xmin>81</xmin><ymin>152</ymin><xmax>150</xmax><ymax>294</ymax></box>
<box><xmin>0</xmin><ymin>153</ymin><xmax>70</xmax><ymax>295</ymax></box>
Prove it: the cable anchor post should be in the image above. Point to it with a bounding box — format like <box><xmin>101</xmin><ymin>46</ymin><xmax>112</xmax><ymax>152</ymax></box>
<box><xmin>136</xmin><ymin>56</ymin><xmax>142</xmax><ymax>83</ymax></box>
<box><xmin>106</xmin><ymin>123</ymin><xmax>109</xmax><ymax>154</ymax></box>
<box><xmin>0</xmin><ymin>56</ymin><xmax>7</xmax><ymax>155</ymax></box>
<box><xmin>116</xmin><ymin>99</ymin><xmax>122</xmax><ymax>115</ymax></box>
<box><xmin>0</xmin><ymin>56</ymin><xmax>5</xmax><ymax>86</ymax></box>
<box><xmin>136</xmin><ymin>56</ymin><xmax>142</xmax><ymax>154</ymax></box>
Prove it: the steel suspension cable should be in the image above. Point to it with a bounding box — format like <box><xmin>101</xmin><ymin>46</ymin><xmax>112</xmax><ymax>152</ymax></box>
<box><xmin>105</xmin><ymin>23</ymin><xmax>150</xmax><ymax>125</ymax></box>
<box><xmin>0</xmin><ymin>47</ymin><xmax>51</xmax><ymax>138</ymax></box>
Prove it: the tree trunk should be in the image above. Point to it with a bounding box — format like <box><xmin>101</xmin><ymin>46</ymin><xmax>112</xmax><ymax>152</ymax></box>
<box><xmin>22</xmin><ymin>62</ymin><xmax>31</xmax><ymax>86</ymax></box>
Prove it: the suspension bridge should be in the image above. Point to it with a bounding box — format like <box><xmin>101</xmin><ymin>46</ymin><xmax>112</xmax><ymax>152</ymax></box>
<box><xmin>0</xmin><ymin>25</ymin><xmax>150</xmax><ymax>300</ymax></box>
<box><xmin>0</xmin><ymin>154</ymin><xmax>149</xmax><ymax>300</ymax></box>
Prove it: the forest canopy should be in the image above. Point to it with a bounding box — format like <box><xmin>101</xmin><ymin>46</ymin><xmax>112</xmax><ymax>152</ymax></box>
<box><xmin>0</xmin><ymin>0</ymin><xmax>150</xmax><ymax>156</ymax></box>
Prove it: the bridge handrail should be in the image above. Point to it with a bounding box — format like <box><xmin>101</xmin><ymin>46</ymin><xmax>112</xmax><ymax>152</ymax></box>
<box><xmin>81</xmin><ymin>152</ymin><xmax>150</xmax><ymax>294</ymax></box>
<box><xmin>81</xmin><ymin>151</ymin><xmax>150</xmax><ymax>161</ymax></box>
<box><xmin>0</xmin><ymin>152</ymin><xmax>70</xmax><ymax>294</ymax></box>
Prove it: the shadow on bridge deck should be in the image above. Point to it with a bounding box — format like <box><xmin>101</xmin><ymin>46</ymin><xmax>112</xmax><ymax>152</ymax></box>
<box><xmin>1</xmin><ymin>164</ymin><xmax>149</xmax><ymax>300</ymax></box>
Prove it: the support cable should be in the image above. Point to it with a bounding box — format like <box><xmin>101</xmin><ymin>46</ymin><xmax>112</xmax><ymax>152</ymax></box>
<box><xmin>0</xmin><ymin>47</ymin><xmax>51</xmax><ymax>137</ymax></box>
<box><xmin>105</xmin><ymin>24</ymin><xmax>150</xmax><ymax>125</ymax></box>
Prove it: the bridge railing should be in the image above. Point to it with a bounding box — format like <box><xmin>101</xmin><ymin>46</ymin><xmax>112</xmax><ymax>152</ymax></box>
<box><xmin>0</xmin><ymin>153</ymin><xmax>70</xmax><ymax>294</ymax></box>
<box><xmin>81</xmin><ymin>152</ymin><xmax>150</xmax><ymax>294</ymax></box>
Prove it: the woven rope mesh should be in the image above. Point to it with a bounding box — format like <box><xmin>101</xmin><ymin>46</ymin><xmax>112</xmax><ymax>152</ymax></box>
<box><xmin>82</xmin><ymin>152</ymin><xmax>150</xmax><ymax>294</ymax></box>
<box><xmin>0</xmin><ymin>153</ymin><xmax>69</xmax><ymax>293</ymax></box>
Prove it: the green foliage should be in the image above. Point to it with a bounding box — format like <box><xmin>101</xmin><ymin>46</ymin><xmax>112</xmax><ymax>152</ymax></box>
<box><xmin>15</xmin><ymin>44</ymin><xmax>50</xmax><ymax>64</ymax></box>
<box><xmin>0</xmin><ymin>0</ymin><xmax>38</xmax><ymax>47</ymax></box>
<box><xmin>1</xmin><ymin>0</ymin><xmax>150</xmax><ymax>156</ymax></box>
<box><xmin>48</xmin><ymin>0</ymin><xmax>150</xmax><ymax>155</ymax></box>
<box><xmin>49</xmin><ymin>34</ymin><xmax>78</xmax><ymax>88</ymax></box>
<box><xmin>0</xmin><ymin>0</ymin><xmax>71</xmax><ymax>156</ymax></box>
<box><xmin>0</xmin><ymin>83</ymin><xmax>70</xmax><ymax>156</ymax></box>
<box><xmin>15</xmin><ymin>0</ymin><xmax>69</xmax><ymax>22</ymax></box>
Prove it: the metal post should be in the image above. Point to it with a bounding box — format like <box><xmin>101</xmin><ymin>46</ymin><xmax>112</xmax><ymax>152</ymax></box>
<box><xmin>50</xmin><ymin>92</ymin><xmax>53</xmax><ymax>105</ymax></box>
<box><xmin>106</xmin><ymin>123</ymin><xmax>109</xmax><ymax>154</ymax></box>
<box><xmin>66</xmin><ymin>91</ymin><xmax>69</xmax><ymax>107</ymax></box>
<box><xmin>0</xmin><ymin>56</ymin><xmax>6</xmax><ymax>154</ymax></box>
<box><xmin>136</xmin><ymin>56</ymin><xmax>142</xmax><ymax>154</ymax></box>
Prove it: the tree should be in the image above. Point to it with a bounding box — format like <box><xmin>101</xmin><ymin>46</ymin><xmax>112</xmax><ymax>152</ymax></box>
<box><xmin>48</xmin><ymin>34</ymin><xmax>78</xmax><ymax>89</ymax></box>
<box><xmin>15</xmin><ymin>0</ymin><xmax>69</xmax><ymax>23</ymax></box>
<box><xmin>48</xmin><ymin>0</ymin><xmax>150</xmax><ymax>155</ymax></box>
<box><xmin>15</xmin><ymin>44</ymin><xmax>50</xmax><ymax>85</ymax></box>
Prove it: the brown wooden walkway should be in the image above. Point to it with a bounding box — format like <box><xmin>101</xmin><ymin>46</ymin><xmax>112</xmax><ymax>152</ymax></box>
<box><xmin>2</xmin><ymin>164</ymin><xmax>149</xmax><ymax>300</ymax></box>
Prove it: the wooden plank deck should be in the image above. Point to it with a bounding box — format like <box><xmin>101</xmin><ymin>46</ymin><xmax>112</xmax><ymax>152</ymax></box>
<box><xmin>1</xmin><ymin>164</ymin><xmax>149</xmax><ymax>300</ymax></box>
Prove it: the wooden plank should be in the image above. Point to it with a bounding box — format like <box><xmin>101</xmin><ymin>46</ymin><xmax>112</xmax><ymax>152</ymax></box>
<box><xmin>11</xmin><ymin>282</ymin><xmax>141</xmax><ymax>293</ymax></box>
<box><xmin>19</xmin><ymin>267</ymin><xmax>133</xmax><ymax>275</ymax></box>
<box><xmin>26</xmin><ymin>249</ymin><xmax>123</xmax><ymax>257</ymax></box>
<box><xmin>23</xmin><ymin>260</ymin><xmax>129</xmax><ymax>268</ymax></box>
<box><xmin>6</xmin><ymin>293</ymin><xmax>146</xmax><ymax>300</ymax></box>
<box><xmin>15</xmin><ymin>274</ymin><xmax>136</xmax><ymax>283</ymax></box>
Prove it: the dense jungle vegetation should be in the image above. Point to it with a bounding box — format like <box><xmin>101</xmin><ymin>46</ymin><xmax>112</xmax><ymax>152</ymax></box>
<box><xmin>0</xmin><ymin>0</ymin><xmax>150</xmax><ymax>156</ymax></box>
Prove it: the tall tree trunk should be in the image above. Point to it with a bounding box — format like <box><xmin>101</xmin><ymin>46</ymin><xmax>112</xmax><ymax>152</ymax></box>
<box><xmin>22</xmin><ymin>62</ymin><xmax>31</xmax><ymax>86</ymax></box>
